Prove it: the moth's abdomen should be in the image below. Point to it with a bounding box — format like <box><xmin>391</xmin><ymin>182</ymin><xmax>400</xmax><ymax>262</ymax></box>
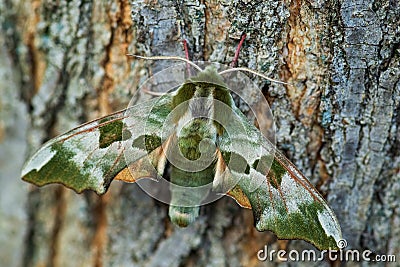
<box><xmin>168</xmin><ymin>157</ymin><xmax>215</xmax><ymax>228</ymax></box>
<box><xmin>169</xmin><ymin>205</ymin><xmax>199</xmax><ymax>227</ymax></box>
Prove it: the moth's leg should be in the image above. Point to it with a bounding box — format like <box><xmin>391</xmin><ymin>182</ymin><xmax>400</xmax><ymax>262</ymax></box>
<box><xmin>182</xmin><ymin>39</ymin><xmax>192</xmax><ymax>77</ymax></box>
<box><xmin>219</xmin><ymin>33</ymin><xmax>288</xmax><ymax>85</ymax></box>
<box><xmin>231</xmin><ymin>33</ymin><xmax>247</xmax><ymax>67</ymax></box>
<box><xmin>182</xmin><ymin>39</ymin><xmax>190</xmax><ymax>61</ymax></box>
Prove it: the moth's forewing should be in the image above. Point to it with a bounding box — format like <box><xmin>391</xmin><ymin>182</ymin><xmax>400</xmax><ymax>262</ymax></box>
<box><xmin>21</xmin><ymin>110</ymin><xmax>130</xmax><ymax>194</ymax></box>
<box><xmin>22</xmin><ymin>96</ymin><xmax>174</xmax><ymax>194</ymax></box>
<box><xmin>216</xmin><ymin>106</ymin><xmax>342</xmax><ymax>250</ymax></box>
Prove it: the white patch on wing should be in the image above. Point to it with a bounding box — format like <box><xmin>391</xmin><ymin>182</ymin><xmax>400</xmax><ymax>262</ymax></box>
<box><xmin>257</xmin><ymin>206</ymin><xmax>278</xmax><ymax>228</ymax></box>
<box><xmin>22</xmin><ymin>146</ymin><xmax>57</xmax><ymax>175</ymax></box>
<box><xmin>247</xmin><ymin>169</ymin><xmax>265</xmax><ymax>193</ymax></box>
<box><xmin>64</xmin><ymin>130</ymin><xmax>106</xmax><ymax>186</ymax></box>
<box><xmin>280</xmin><ymin>172</ymin><xmax>314</xmax><ymax>213</ymax></box>
<box><xmin>317</xmin><ymin>209</ymin><xmax>341</xmax><ymax>243</ymax></box>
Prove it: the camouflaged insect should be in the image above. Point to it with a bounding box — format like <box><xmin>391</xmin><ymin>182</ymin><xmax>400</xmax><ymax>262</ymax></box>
<box><xmin>22</xmin><ymin>56</ymin><xmax>342</xmax><ymax>250</ymax></box>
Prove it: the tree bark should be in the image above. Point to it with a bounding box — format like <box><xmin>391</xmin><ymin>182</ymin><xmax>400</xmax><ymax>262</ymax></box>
<box><xmin>0</xmin><ymin>0</ymin><xmax>399</xmax><ymax>266</ymax></box>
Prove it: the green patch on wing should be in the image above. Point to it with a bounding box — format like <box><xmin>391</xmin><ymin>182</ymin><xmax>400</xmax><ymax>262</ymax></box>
<box><xmin>253</xmin><ymin>156</ymin><xmax>285</xmax><ymax>189</ymax></box>
<box><xmin>132</xmin><ymin>134</ymin><xmax>162</xmax><ymax>153</ymax></box>
<box><xmin>99</xmin><ymin>119</ymin><xmax>124</xmax><ymax>148</ymax></box>
<box><xmin>269</xmin><ymin>159</ymin><xmax>286</xmax><ymax>187</ymax></box>
<box><xmin>147</xmin><ymin>95</ymin><xmax>174</xmax><ymax>125</ymax></box>
<box><xmin>221</xmin><ymin>151</ymin><xmax>250</xmax><ymax>174</ymax></box>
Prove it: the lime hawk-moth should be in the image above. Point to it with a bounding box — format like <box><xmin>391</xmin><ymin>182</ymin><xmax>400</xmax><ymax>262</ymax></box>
<box><xmin>21</xmin><ymin>52</ymin><xmax>342</xmax><ymax>250</ymax></box>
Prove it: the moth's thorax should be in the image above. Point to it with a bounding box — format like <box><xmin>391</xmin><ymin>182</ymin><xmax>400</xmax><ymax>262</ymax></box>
<box><xmin>176</xmin><ymin>118</ymin><xmax>217</xmax><ymax>161</ymax></box>
<box><xmin>171</xmin><ymin>67</ymin><xmax>234</xmax><ymax>111</ymax></box>
<box><xmin>189</xmin><ymin>87</ymin><xmax>215</xmax><ymax>119</ymax></box>
<box><xmin>171</xmin><ymin>68</ymin><xmax>235</xmax><ymax>139</ymax></box>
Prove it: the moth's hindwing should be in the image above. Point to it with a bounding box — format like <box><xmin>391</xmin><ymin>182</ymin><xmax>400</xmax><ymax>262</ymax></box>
<box><xmin>215</xmin><ymin>105</ymin><xmax>342</xmax><ymax>250</ymax></box>
<box><xmin>22</xmin><ymin>95</ymin><xmax>174</xmax><ymax>194</ymax></box>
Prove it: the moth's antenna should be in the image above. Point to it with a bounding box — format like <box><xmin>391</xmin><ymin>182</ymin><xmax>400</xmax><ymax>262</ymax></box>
<box><xmin>219</xmin><ymin>67</ymin><xmax>289</xmax><ymax>85</ymax></box>
<box><xmin>126</xmin><ymin>54</ymin><xmax>203</xmax><ymax>72</ymax></box>
<box><xmin>141</xmin><ymin>87</ymin><xmax>166</xmax><ymax>96</ymax></box>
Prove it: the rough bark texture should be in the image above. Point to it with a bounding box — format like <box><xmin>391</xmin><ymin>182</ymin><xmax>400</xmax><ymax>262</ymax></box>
<box><xmin>0</xmin><ymin>0</ymin><xmax>399</xmax><ymax>266</ymax></box>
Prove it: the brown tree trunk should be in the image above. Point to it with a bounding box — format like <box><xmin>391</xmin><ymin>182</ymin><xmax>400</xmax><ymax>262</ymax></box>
<box><xmin>0</xmin><ymin>0</ymin><xmax>398</xmax><ymax>266</ymax></box>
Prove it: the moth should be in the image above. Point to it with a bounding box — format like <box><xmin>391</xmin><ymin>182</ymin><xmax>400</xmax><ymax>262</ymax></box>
<box><xmin>21</xmin><ymin>54</ymin><xmax>342</xmax><ymax>250</ymax></box>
